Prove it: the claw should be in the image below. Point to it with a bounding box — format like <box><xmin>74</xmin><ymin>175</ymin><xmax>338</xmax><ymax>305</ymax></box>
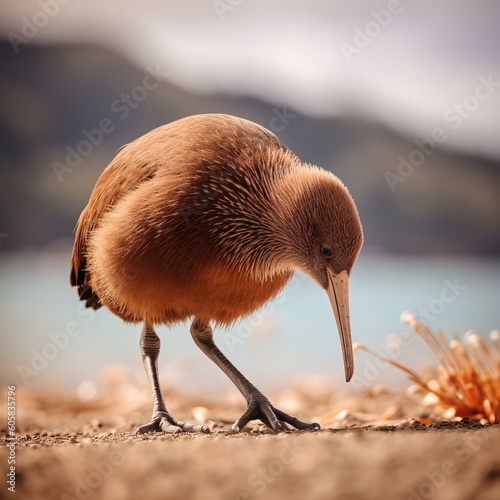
<box><xmin>178</xmin><ymin>422</ymin><xmax>210</xmax><ymax>433</ymax></box>
<box><xmin>233</xmin><ymin>399</ymin><xmax>321</xmax><ymax>432</ymax></box>
<box><xmin>135</xmin><ymin>415</ymin><xmax>211</xmax><ymax>435</ymax></box>
<box><xmin>163</xmin><ymin>424</ymin><xmax>183</xmax><ymax>434</ymax></box>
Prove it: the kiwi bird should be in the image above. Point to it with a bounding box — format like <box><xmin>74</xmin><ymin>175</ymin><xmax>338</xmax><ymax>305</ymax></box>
<box><xmin>71</xmin><ymin>113</ymin><xmax>363</xmax><ymax>433</ymax></box>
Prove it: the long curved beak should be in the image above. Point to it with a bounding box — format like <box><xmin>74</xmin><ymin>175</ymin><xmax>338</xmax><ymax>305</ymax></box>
<box><xmin>326</xmin><ymin>269</ymin><xmax>354</xmax><ymax>382</ymax></box>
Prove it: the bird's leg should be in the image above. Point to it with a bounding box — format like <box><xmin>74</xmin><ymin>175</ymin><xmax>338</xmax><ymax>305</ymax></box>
<box><xmin>190</xmin><ymin>318</ymin><xmax>320</xmax><ymax>432</ymax></box>
<box><xmin>135</xmin><ymin>323</ymin><xmax>209</xmax><ymax>434</ymax></box>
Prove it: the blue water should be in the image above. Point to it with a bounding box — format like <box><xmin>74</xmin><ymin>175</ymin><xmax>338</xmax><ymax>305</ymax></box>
<box><xmin>0</xmin><ymin>248</ymin><xmax>499</xmax><ymax>395</ymax></box>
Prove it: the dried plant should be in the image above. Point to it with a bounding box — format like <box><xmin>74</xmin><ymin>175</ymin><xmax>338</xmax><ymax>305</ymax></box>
<box><xmin>355</xmin><ymin>312</ymin><xmax>500</xmax><ymax>423</ymax></box>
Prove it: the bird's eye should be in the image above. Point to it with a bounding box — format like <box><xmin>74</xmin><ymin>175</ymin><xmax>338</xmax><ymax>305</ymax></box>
<box><xmin>321</xmin><ymin>246</ymin><xmax>333</xmax><ymax>258</ymax></box>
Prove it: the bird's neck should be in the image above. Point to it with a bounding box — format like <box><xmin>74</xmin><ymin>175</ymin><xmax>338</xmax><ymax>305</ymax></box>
<box><xmin>229</xmin><ymin>166</ymin><xmax>317</xmax><ymax>282</ymax></box>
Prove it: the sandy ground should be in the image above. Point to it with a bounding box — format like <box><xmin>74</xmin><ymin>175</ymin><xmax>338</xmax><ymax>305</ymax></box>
<box><xmin>1</xmin><ymin>385</ymin><xmax>500</xmax><ymax>500</ymax></box>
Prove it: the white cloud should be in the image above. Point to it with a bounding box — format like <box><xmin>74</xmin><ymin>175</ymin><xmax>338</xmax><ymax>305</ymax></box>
<box><xmin>1</xmin><ymin>0</ymin><xmax>499</xmax><ymax>159</ymax></box>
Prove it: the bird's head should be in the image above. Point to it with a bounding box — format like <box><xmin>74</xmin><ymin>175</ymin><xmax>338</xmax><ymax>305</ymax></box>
<box><xmin>277</xmin><ymin>166</ymin><xmax>363</xmax><ymax>382</ymax></box>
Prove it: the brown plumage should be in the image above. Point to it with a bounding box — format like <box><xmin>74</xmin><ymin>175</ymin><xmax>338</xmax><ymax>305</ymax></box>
<box><xmin>71</xmin><ymin>113</ymin><xmax>363</xmax><ymax>433</ymax></box>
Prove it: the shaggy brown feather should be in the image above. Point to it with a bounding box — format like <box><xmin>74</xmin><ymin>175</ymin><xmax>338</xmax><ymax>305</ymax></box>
<box><xmin>70</xmin><ymin>114</ymin><xmax>362</xmax><ymax>326</ymax></box>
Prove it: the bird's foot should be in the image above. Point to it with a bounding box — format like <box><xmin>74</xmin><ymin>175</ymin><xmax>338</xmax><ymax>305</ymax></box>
<box><xmin>232</xmin><ymin>398</ymin><xmax>321</xmax><ymax>432</ymax></box>
<box><xmin>135</xmin><ymin>412</ymin><xmax>210</xmax><ymax>435</ymax></box>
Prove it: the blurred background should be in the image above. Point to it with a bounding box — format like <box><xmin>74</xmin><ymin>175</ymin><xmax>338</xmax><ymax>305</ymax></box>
<box><xmin>0</xmin><ymin>0</ymin><xmax>499</xmax><ymax>399</ymax></box>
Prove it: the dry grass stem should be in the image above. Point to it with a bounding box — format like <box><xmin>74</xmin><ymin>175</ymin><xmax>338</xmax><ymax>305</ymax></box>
<box><xmin>355</xmin><ymin>312</ymin><xmax>500</xmax><ymax>423</ymax></box>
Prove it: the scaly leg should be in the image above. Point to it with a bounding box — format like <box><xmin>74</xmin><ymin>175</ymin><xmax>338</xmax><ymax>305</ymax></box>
<box><xmin>190</xmin><ymin>318</ymin><xmax>320</xmax><ymax>432</ymax></box>
<box><xmin>135</xmin><ymin>322</ymin><xmax>209</xmax><ymax>434</ymax></box>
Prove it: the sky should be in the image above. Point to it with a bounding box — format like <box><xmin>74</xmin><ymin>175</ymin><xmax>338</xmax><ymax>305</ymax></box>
<box><xmin>1</xmin><ymin>0</ymin><xmax>499</xmax><ymax>160</ymax></box>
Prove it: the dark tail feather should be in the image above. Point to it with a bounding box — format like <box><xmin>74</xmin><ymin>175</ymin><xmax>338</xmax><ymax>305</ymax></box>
<box><xmin>78</xmin><ymin>284</ymin><xmax>102</xmax><ymax>310</ymax></box>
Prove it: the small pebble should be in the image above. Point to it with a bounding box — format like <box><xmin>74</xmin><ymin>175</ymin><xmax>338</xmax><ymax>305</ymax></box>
<box><xmin>90</xmin><ymin>419</ymin><xmax>102</xmax><ymax>429</ymax></box>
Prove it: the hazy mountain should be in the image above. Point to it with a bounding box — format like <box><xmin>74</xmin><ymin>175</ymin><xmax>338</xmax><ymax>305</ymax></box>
<box><xmin>1</xmin><ymin>42</ymin><xmax>499</xmax><ymax>255</ymax></box>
